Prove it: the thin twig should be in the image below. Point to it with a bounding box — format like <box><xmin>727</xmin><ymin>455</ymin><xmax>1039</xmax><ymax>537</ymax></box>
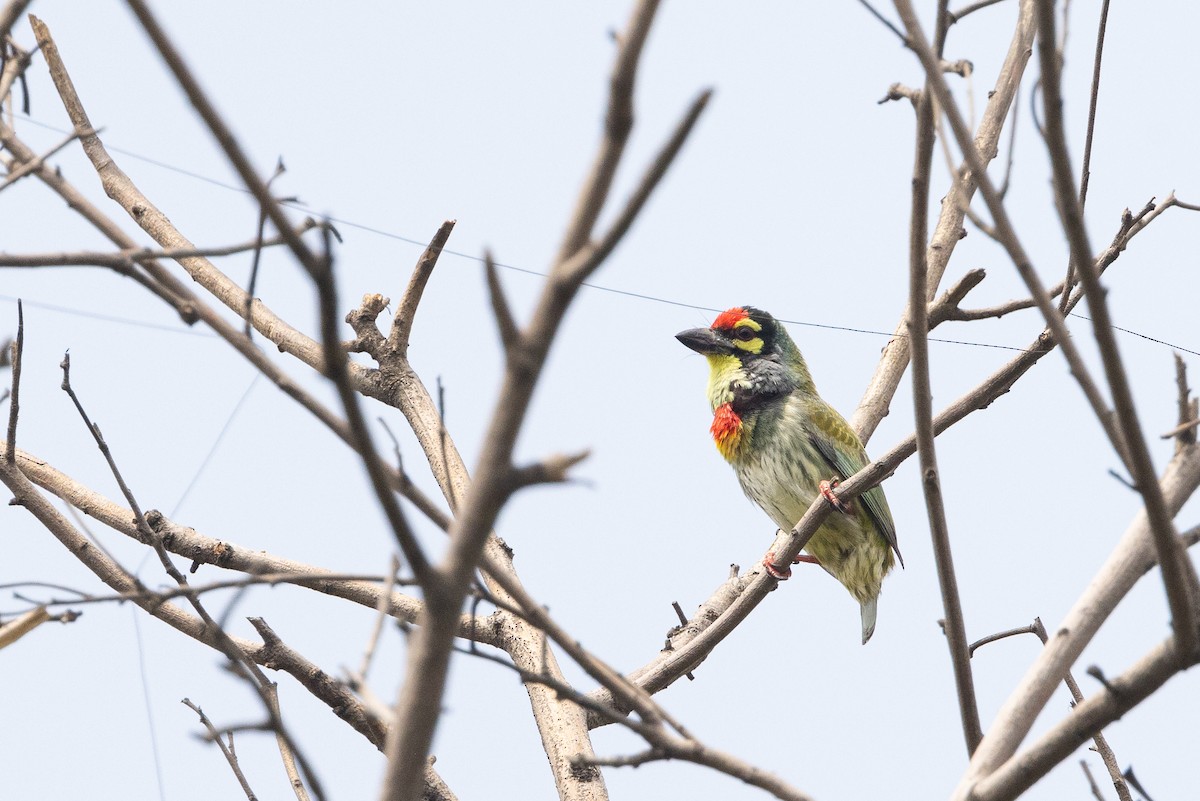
<box><xmin>857</xmin><ymin>0</ymin><xmax>909</xmax><ymax>43</ymax></box>
<box><xmin>248</xmin><ymin>623</ymin><xmax>315</xmax><ymax>801</ymax></box>
<box><xmin>1080</xmin><ymin>760</ymin><xmax>1106</xmax><ymax>801</ymax></box>
<box><xmin>588</xmin><ymin>199</ymin><xmax>1187</xmax><ymax>725</ymax></box>
<box><xmin>459</xmin><ymin>635</ymin><xmax>814</xmax><ymax>801</ymax></box>
<box><xmin>854</xmin><ymin>2</ymin><xmax>1036</xmax><ymax>441</ymax></box>
<box><xmin>0</xmin><ymin>221</ymin><xmax>320</xmax><ymax>268</ymax></box>
<box><xmin>968</xmin><ymin>623</ymin><xmax>1038</xmax><ymax>657</ymax></box>
<box><xmin>1030</xmin><ymin>619</ymin><xmax>1132</xmax><ymax>801</ymax></box>
<box><xmin>0</xmin><ymin>606</ymin><xmax>51</xmax><ymax>649</ymax></box>
<box><xmin>4</xmin><ymin>299</ymin><xmax>20</xmax><ymax>463</ymax></box>
<box><xmin>1122</xmin><ymin>768</ymin><xmax>1156</xmax><ymax>801</ymax></box>
<box><xmin>1033</xmin><ymin>0</ymin><xmax>1199</xmax><ymax>658</ymax></box>
<box><xmin>57</xmin><ymin>353</ymin><xmax>323</xmax><ymax>801</ymax></box>
<box><xmin>560</xmin><ymin>88</ymin><xmax>711</xmax><ymax>286</ymax></box>
<box><xmin>10</xmin><ymin>447</ymin><xmax>487</xmax><ymax>645</ymax></box>
<box><xmin>552</xmin><ymin>0</ymin><xmax>660</xmax><ymax>263</ymax></box>
<box><xmin>906</xmin><ymin>24</ymin><xmax>982</xmax><ymax>751</ymax></box>
<box><xmin>893</xmin><ymin>0</ymin><xmax>1131</xmax><ymax>468</ymax></box>
<box><xmin>244</xmin><ymin>158</ymin><xmax>288</xmax><ymax>337</ymax></box>
<box><xmin>970</xmin><ymin>634</ymin><xmax>1193</xmax><ymax>801</ymax></box>
<box><xmin>483</xmin><ymin>250</ymin><xmax>519</xmax><ymax>352</ymax></box>
<box><xmin>386</xmin><ymin>220</ymin><xmax>456</xmax><ymax>357</ymax></box>
<box><xmin>947</xmin><ymin>0</ymin><xmax>1008</xmax><ymax>24</ymax></box>
<box><xmin>0</xmin><ymin>447</ymin><xmax>387</xmax><ymax>755</ymax></box>
<box><xmin>950</xmin><ymin>199</ymin><xmax>1158</xmax><ymax>323</ymax></box>
<box><xmin>380</xmin><ymin>3</ymin><xmax>705</xmax><ymax>796</ymax></box>
<box><xmin>120</xmin><ymin>2</ymin><xmax>319</xmax><ymax>278</ymax></box>
<box><xmin>0</xmin><ymin>127</ymin><xmax>90</xmax><ymax>192</ymax></box>
<box><xmin>357</xmin><ymin>555</ymin><xmax>401</xmax><ymax>681</ymax></box>
<box><xmin>1076</xmin><ymin>0</ymin><xmax>1110</xmax><ymax>209</ymax></box>
<box><xmin>310</xmin><ymin>224</ymin><xmax>433</xmax><ymax>587</ymax></box>
<box><xmin>1167</xmin><ymin>354</ymin><xmax>1196</xmax><ymax>450</ymax></box>
<box><xmin>182</xmin><ymin>699</ymin><xmax>260</xmax><ymax>801</ymax></box>
<box><xmin>8</xmin><ymin>571</ymin><xmax>412</xmax><ymax>610</ymax></box>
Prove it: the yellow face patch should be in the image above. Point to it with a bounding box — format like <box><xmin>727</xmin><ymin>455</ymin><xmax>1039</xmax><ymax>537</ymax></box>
<box><xmin>731</xmin><ymin>318</ymin><xmax>764</xmax><ymax>354</ymax></box>
<box><xmin>704</xmin><ymin>354</ymin><xmax>746</xmax><ymax>409</ymax></box>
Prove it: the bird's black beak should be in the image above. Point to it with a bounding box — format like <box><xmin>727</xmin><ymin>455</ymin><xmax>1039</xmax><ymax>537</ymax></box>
<box><xmin>676</xmin><ymin>327</ymin><xmax>727</xmax><ymax>355</ymax></box>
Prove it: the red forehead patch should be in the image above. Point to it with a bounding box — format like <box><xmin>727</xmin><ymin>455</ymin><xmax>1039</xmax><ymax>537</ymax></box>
<box><xmin>712</xmin><ymin>307</ymin><xmax>748</xmax><ymax>330</ymax></box>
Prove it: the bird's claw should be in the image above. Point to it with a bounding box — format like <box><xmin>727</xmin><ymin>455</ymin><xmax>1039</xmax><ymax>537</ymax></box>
<box><xmin>763</xmin><ymin>551</ymin><xmax>820</xmax><ymax>579</ymax></box>
<box><xmin>819</xmin><ymin>478</ymin><xmax>852</xmax><ymax>514</ymax></box>
<box><xmin>763</xmin><ymin>551</ymin><xmax>792</xmax><ymax>580</ymax></box>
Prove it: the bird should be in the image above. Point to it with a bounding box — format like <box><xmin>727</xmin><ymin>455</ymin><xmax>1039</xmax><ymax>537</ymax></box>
<box><xmin>676</xmin><ymin>306</ymin><xmax>901</xmax><ymax>643</ymax></box>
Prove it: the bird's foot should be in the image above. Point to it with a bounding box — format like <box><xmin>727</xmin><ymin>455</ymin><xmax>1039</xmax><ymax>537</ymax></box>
<box><xmin>762</xmin><ymin>551</ymin><xmax>792</xmax><ymax>580</ymax></box>
<box><xmin>819</xmin><ymin>478</ymin><xmax>852</xmax><ymax>514</ymax></box>
<box><xmin>763</xmin><ymin>551</ymin><xmax>821</xmax><ymax>579</ymax></box>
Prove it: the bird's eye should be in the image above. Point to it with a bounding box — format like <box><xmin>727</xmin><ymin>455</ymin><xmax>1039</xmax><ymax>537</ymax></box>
<box><xmin>734</xmin><ymin>327</ymin><xmax>757</xmax><ymax>341</ymax></box>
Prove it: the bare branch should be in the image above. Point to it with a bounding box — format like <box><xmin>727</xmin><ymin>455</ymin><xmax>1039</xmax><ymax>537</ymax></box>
<box><xmin>0</xmin><ymin>0</ymin><xmax>34</xmax><ymax>41</ymax></box>
<box><xmin>1027</xmin><ymin>619</ymin><xmax>1133</xmax><ymax>801</ymax></box>
<box><xmin>589</xmin><ymin>223</ymin><xmax>1192</xmax><ymax>724</ymax></box>
<box><xmin>310</xmin><ymin>225</ymin><xmax>433</xmax><ymax>587</ymax></box>
<box><xmin>560</xmin><ymin>87</ymin><xmax>711</xmax><ymax>287</ymax></box>
<box><xmin>906</xmin><ymin>43</ymin><xmax>982</xmax><ymax>753</ymax></box>
<box><xmin>182</xmin><ymin>699</ymin><xmax>260</xmax><ymax>801</ymax></box>
<box><xmin>854</xmin><ymin>0</ymin><xmax>1035</xmax><ymax>441</ymax></box>
<box><xmin>1</xmin><ymin>450</ymin><xmax>385</xmax><ymax>758</ymax></box>
<box><xmin>380</xmin><ymin>2</ymin><xmax>708</xmax><ymax>795</ymax></box>
<box><xmin>483</xmin><ymin>250</ymin><xmax>519</xmax><ymax>352</ymax></box>
<box><xmin>386</xmin><ymin>220</ymin><xmax>456</xmax><ymax>357</ymax></box>
<box><xmin>968</xmin><ymin>623</ymin><xmax>1038</xmax><ymax>657</ymax></box>
<box><xmin>1076</xmin><ymin>3</ymin><xmax>1109</xmax><ymax>203</ymax></box>
<box><xmin>947</xmin><ymin>0</ymin><xmax>1009</xmax><ymax>24</ymax></box>
<box><xmin>58</xmin><ymin>351</ymin><xmax>326</xmax><ymax>801</ymax></box>
<box><xmin>971</xmin><ymin>635</ymin><xmax>1196</xmax><ymax>801</ymax></box>
<box><xmin>119</xmin><ymin>3</ymin><xmax>320</xmax><ymax>278</ymax></box>
<box><xmin>4</xmin><ymin>299</ymin><xmax>20</xmax><ymax>463</ymax></box>
<box><xmin>356</xmin><ymin>555</ymin><xmax>402</xmax><ymax>682</ymax></box>
<box><xmin>892</xmin><ymin>0</ymin><xmax>1137</xmax><ymax>479</ymax></box>
<box><xmin>0</xmin><ymin>606</ymin><xmax>50</xmax><ymax>649</ymax></box>
<box><xmin>1080</xmin><ymin>761</ymin><xmax>1105</xmax><ymax>801</ymax></box>
<box><xmin>948</xmin><ymin>441</ymin><xmax>1200</xmax><ymax>801</ymax></box>
<box><xmin>1164</xmin><ymin>354</ymin><xmax>1197</xmax><ymax>449</ymax></box>
<box><xmin>244</xmin><ymin>158</ymin><xmax>288</xmax><ymax>337</ymax></box>
<box><xmin>1033</xmin><ymin>0</ymin><xmax>1199</xmax><ymax>656</ymax></box>
<box><xmin>857</xmin><ymin>0</ymin><xmax>909</xmax><ymax>44</ymax></box>
<box><xmin>553</xmin><ymin>0</ymin><xmax>660</xmax><ymax>263</ymax></box>
<box><xmin>507</xmin><ymin>450</ymin><xmax>591</xmax><ymax>491</ymax></box>
<box><xmin>0</xmin><ymin>126</ymin><xmax>90</xmax><ymax>192</ymax></box>
<box><xmin>926</xmin><ymin>268</ymin><xmax>987</xmax><ymax>329</ymax></box>
<box><xmin>0</xmin><ymin>221</ymin><xmax>319</xmax><ymax>268</ymax></box>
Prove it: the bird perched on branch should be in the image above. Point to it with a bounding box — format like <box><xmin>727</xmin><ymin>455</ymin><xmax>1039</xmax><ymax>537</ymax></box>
<box><xmin>676</xmin><ymin>306</ymin><xmax>901</xmax><ymax>643</ymax></box>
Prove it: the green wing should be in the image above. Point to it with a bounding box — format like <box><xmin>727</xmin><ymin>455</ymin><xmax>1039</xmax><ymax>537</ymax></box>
<box><xmin>806</xmin><ymin>405</ymin><xmax>903</xmax><ymax>566</ymax></box>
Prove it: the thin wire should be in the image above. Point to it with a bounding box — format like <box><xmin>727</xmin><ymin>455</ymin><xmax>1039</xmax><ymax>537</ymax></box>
<box><xmin>1069</xmin><ymin>312</ymin><xmax>1200</xmax><ymax>358</ymax></box>
<box><xmin>132</xmin><ymin>372</ymin><xmax>260</xmax><ymax>575</ymax></box>
<box><xmin>131</xmin><ymin>609</ymin><xmax>169</xmax><ymax>801</ymax></box>
<box><xmin>7</xmin><ymin>113</ymin><xmax>1196</xmax><ymax>357</ymax></box>
<box><xmin>170</xmin><ymin>372</ymin><xmax>261</xmax><ymax>518</ymax></box>
<box><xmin>0</xmin><ymin>294</ymin><xmax>216</xmax><ymax>337</ymax></box>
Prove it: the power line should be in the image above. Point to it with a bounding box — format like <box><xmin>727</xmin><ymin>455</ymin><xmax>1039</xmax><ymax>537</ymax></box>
<box><xmin>7</xmin><ymin>112</ymin><xmax>1197</xmax><ymax>357</ymax></box>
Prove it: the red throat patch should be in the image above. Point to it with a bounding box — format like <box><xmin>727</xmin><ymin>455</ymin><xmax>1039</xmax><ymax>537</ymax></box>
<box><xmin>712</xmin><ymin>307</ymin><xmax>748</xmax><ymax>330</ymax></box>
<box><xmin>710</xmin><ymin>402</ymin><xmax>743</xmax><ymax>459</ymax></box>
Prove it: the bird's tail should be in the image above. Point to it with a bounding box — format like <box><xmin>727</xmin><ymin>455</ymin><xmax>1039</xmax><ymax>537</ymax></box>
<box><xmin>860</xmin><ymin>597</ymin><xmax>878</xmax><ymax>644</ymax></box>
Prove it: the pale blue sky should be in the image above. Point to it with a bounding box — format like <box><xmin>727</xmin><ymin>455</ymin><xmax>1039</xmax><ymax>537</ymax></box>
<box><xmin>3</xmin><ymin>2</ymin><xmax>1199</xmax><ymax>800</ymax></box>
